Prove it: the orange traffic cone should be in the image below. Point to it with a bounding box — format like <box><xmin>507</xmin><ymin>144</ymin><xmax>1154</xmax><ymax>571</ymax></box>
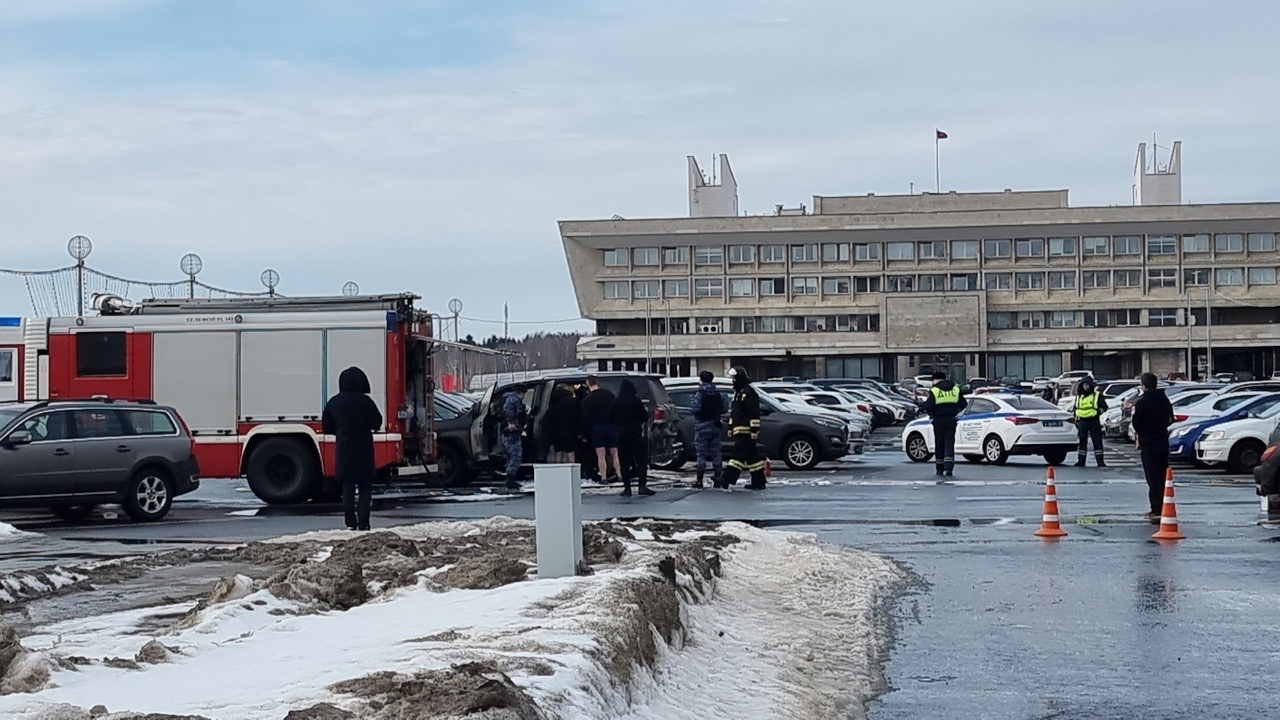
<box><xmin>1034</xmin><ymin>467</ymin><xmax>1068</xmax><ymax>538</ymax></box>
<box><xmin>1151</xmin><ymin>467</ymin><xmax>1186</xmax><ymax>541</ymax></box>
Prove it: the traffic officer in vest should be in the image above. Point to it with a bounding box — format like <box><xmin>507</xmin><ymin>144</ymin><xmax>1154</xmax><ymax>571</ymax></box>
<box><xmin>921</xmin><ymin>371</ymin><xmax>966</xmax><ymax>477</ymax></box>
<box><xmin>1072</xmin><ymin>377</ymin><xmax>1108</xmax><ymax>467</ymax></box>
<box><xmin>720</xmin><ymin>366</ymin><xmax>766</xmax><ymax>490</ymax></box>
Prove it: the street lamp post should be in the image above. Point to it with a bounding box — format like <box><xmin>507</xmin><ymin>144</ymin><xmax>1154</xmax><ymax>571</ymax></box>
<box><xmin>67</xmin><ymin>236</ymin><xmax>92</xmax><ymax>316</ymax></box>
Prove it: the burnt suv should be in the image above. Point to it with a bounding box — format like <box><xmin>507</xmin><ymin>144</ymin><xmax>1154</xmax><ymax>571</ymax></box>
<box><xmin>0</xmin><ymin>399</ymin><xmax>200</xmax><ymax>522</ymax></box>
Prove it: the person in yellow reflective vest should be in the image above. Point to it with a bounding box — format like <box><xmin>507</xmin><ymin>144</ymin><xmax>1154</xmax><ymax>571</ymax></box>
<box><xmin>1072</xmin><ymin>377</ymin><xmax>1109</xmax><ymax>467</ymax></box>
<box><xmin>921</xmin><ymin>371</ymin><xmax>967</xmax><ymax>477</ymax></box>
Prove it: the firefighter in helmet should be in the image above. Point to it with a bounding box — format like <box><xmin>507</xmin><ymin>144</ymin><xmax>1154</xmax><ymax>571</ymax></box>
<box><xmin>720</xmin><ymin>366</ymin><xmax>767</xmax><ymax>490</ymax></box>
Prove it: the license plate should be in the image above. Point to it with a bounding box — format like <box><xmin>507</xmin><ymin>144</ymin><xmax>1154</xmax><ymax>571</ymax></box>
<box><xmin>1042</xmin><ymin>420</ymin><xmax>1062</xmax><ymax>427</ymax></box>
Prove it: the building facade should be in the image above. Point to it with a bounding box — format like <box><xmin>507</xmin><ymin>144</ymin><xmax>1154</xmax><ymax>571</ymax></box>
<box><xmin>559</xmin><ymin>149</ymin><xmax>1280</xmax><ymax>382</ymax></box>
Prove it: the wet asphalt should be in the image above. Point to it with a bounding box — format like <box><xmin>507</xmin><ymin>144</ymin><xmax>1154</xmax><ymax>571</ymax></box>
<box><xmin>1</xmin><ymin>432</ymin><xmax>1276</xmax><ymax>719</ymax></box>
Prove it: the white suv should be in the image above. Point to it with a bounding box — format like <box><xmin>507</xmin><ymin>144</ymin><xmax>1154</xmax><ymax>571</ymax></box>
<box><xmin>1195</xmin><ymin>403</ymin><xmax>1280</xmax><ymax>474</ymax></box>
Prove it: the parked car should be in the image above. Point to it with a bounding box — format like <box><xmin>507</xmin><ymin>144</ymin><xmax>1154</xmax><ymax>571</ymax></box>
<box><xmin>902</xmin><ymin>394</ymin><xmax>1077</xmax><ymax>465</ymax></box>
<box><xmin>1253</xmin><ymin>422</ymin><xmax>1280</xmax><ymax>498</ymax></box>
<box><xmin>465</xmin><ymin>371</ymin><xmax>679</xmax><ymax>480</ymax></box>
<box><xmin>1031</xmin><ymin>376</ymin><xmax>1054</xmax><ymax>392</ymax></box>
<box><xmin>1052</xmin><ymin>370</ymin><xmax>1094</xmax><ymax>388</ymax></box>
<box><xmin>766</xmin><ymin>391</ymin><xmax>874</xmax><ymax>434</ymax></box>
<box><xmin>0</xmin><ymin>399</ymin><xmax>201</xmax><ymax>522</ymax></box>
<box><xmin>1195</xmin><ymin>402</ymin><xmax>1280</xmax><ymax>474</ymax></box>
<box><xmin>801</xmin><ymin>389</ymin><xmax>895</xmax><ymax>427</ymax></box>
<box><xmin>1169</xmin><ymin>393</ymin><xmax>1280</xmax><ymax>467</ymax></box>
<box><xmin>662</xmin><ymin>379</ymin><xmax>856</xmax><ymax>470</ymax></box>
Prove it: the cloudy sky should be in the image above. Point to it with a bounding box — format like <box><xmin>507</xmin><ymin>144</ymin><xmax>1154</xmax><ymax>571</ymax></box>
<box><xmin>1</xmin><ymin>0</ymin><xmax>1277</xmax><ymax>335</ymax></box>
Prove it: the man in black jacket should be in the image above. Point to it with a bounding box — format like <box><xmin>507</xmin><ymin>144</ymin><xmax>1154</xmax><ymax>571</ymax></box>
<box><xmin>321</xmin><ymin>366</ymin><xmax>383</xmax><ymax>531</ymax></box>
<box><xmin>611</xmin><ymin>379</ymin><xmax>654</xmax><ymax>497</ymax></box>
<box><xmin>921</xmin><ymin>371</ymin><xmax>967</xmax><ymax>477</ymax></box>
<box><xmin>721</xmin><ymin>366</ymin><xmax>766</xmax><ymax>490</ymax></box>
<box><xmin>1132</xmin><ymin>372</ymin><xmax>1175</xmax><ymax>519</ymax></box>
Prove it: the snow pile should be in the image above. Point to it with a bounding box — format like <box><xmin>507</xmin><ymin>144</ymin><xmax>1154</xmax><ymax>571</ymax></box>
<box><xmin>0</xmin><ymin>568</ymin><xmax>89</xmax><ymax>605</ymax></box>
<box><xmin>0</xmin><ymin>523</ymin><xmax>34</xmax><ymax>540</ymax></box>
<box><xmin>0</xmin><ymin>518</ymin><xmax>908</xmax><ymax>719</ymax></box>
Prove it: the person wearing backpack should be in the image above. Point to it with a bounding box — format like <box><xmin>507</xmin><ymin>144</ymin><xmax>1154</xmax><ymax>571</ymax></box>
<box><xmin>689</xmin><ymin>370</ymin><xmax>725</xmax><ymax>489</ymax></box>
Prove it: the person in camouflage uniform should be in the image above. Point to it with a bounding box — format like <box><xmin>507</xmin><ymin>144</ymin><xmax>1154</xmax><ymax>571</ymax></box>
<box><xmin>689</xmin><ymin>370</ymin><xmax>725</xmax><ymax>489</ymax></box>
<box><xmin>501</xmin><ymin>386</ymin><xmax>528</xmax><ymax>492</ymax></box>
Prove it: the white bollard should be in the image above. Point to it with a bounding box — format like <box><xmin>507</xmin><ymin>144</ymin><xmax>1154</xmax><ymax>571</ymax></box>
<box><xmin>534</xmin><ymin>463</ymin><xmax>583</xmax><ymax>580</ymax></box>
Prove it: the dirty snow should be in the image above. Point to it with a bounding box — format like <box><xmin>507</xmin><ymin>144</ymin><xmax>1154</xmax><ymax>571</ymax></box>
<box><xmin>0</xmin><ymin>519</ymin><xmax>907</xmax><ymax>719</ymax></box>
<box><xmin>0</xmin><ymin>523</ymin><xmax>35</xmax><ymax>540</ymax></box>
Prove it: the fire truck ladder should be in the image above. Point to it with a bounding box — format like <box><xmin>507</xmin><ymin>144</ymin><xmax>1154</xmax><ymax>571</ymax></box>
<box><xmin>96</xmin><ymin>292</ymin><xmax>422</xmax><ymax>316</ymax></box>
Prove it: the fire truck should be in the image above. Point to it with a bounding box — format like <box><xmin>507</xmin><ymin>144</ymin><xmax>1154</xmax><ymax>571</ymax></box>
<box><xmin>0</xmin><ymin>293</ymin><xmax>439</xmax><ymax>505</ymax></box>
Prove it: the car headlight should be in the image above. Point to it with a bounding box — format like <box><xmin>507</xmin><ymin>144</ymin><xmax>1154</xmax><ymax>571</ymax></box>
<box><xmin>815</xmin><ymin>417</ymin><xmax>844</xmax><ymax>430</ymax></box>
<box><xmin>1170</xmin><ymin>426</ymin><xmax>1192</xmax><ymax>439</ymax></box>
<box><xmin>1201</xmin><ymin>430</ymin><xmax>1226</xmax><ymax>442</ymax></box>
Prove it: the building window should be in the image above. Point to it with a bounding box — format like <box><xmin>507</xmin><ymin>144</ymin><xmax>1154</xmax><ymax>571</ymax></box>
<box><xmin>759</xmin><ymin>277</ymin><xmax>786</xmax><ymax>296</ymax></box>
<box><xmin>760</xmin><ymin>245</ymin><xmax>786</xmax><ymax>263</ymax></box>
<box><xmin>1216</xmin><ymin>267</ymin><xmax>1244</xmax><ymax>286</ymax></box>
<box><xmin>1016</xmin><ymin>312</ymin><xmax>1045</xmax><ymax>329</ymax></box>
<box><xmin>852</xmin><ymin>314</ymin><xmax>881</xmax><ymax>332</ymax></box>
<box><xmin>603</xmin><ymin>281</ymin><xmax>629</xmax><ymax>299</ymax></box>
<box><xmin>1183</xmin><ymin>269</ymin><xmax>1210</xmax><ymax>287</ymax></box>
<box><xmin>984</xmin><ymin>239</ymin><xmax>1012</xmax><ymax>258</ymax></box>
<box><xmin>821</xmin><ymin>243</ymin><xmax>850</xmax><ymax>262</ymax></box>
<box><xmin>753</xmin><ymin>316</ymin><xmax>784</xmax><ymax>333</ymax></box>
<box><xmin>854</xmin><ymin>276</ymin><xmax>881</xmax><ymax>293</ymax></box>
<box><xmin>76</xmin><ymin>333</ymin><xmax>128</xmax><ymax>377</ymax></box>
<box><xmin>985</xmin><ymin>272</ymin><xmax>1012</xmax><ymax>290</ymax></box>
<box><xmin>1147</xmin><ymin>235</ymin><xmax>1176</xmax><ymax>255</ymax></box>
<box><xmin>1114</xmin><ymin>309</ymin><xmax>1142</xmax><ymax>327</ymax></box>
<box><xmin>663</xmin><ymin>279</ymin><xmax>689</xmax><ymax>297</ymax></box>
<box><xmin>1148</xmin><ymin>308</ymin><xmax>1179</xmax><ymax>327</ymax></box>
<box><xmin>1114</xmin><ymin>236</ymin><xmax>1142</xmax><ymax>255</ymax></box>
<box><xmin>918</xmin><ymin>275</ymin><xmax>947</xmax><ymax>292</ymax></box>
<box><xmin>950</xmin><ymin>273</ymin><xmax>978</xmax><ymax>291</ymax></box>
<box><xmin>730</xmin><ymin>317</ymin><xmax>757</xmax><ymax>333</ymax></box>
<box><xmin>919</xmin><ymin>241</ymin><xmax>947</xmax><ymax>259</ymax></box>
<box><xmin>1249</xmin><ymin>233</ymin><xmax>1277</xmax><ymax>252</ymax></box>
<box><xmin>729</xmin><ymin>279</ymin><xmax>755</xmax><ymax>297</ymax></box>
<box><xmin>663</xmin><ymin>247</ymin><xmax>689</xmax><ymax>265</ymax></box>
<box><xmin>1083</xmin><ymin>310</ymin><xmax>1110</xmax><ymax>328</ymax></box>
<box><xmin>1049</xmin><ymin>271</ymin><xmax>1076</xmax><ymax>290</ymax></box>
<box><xmin>694</xmin><ymin>246</ymin><xmax>724</xmax><ymax>266</ymax></box>
<box><xmin>728</xmin><ymin>245</ymin><xmax>755</xmax><ymax>264</ymax></box>
<box><xmin>886</xmin><ymin>275</ymin><xmax>915</xmax><ymax>292</ymax></box>
<box><xmin>1082</xmin><ymin>236</ymin><xmax>1109</xmax><ymax>256</ymax></box>
<box><xmin>1114</xmin><ymin>270</ymin><xmax>1142</xmax><ymax>288</ymax></box>
<box><xmin>988</xmin><ymin>312</ymin><xmax>1013</xmax><ymax>329</ymax></box>
<box><xmin>1015</xmin><ymin>272</ymin><xmax>1044</xmax><ymax>290</ymax></box>
<box><xmin>1147</xmin><ymin>268</ymin><xmax>1177</xmax><ymax>290</ymax></box>
<box><xmin>603</xmin><ymin>249</ymin><xmax>629</xmax><ymax>267</ymax></box>
<box><xmin>1015</xmin><ymin>238</ymin><xmax>1044</xmax><ymax>258</ymax></box>
<box><xmin>1048</xmin><ymin>237</ymin><xmax>1077</xmax><ymax>257</ymax></box>
<box><xmin>632</xmin><ymin>247</ymin><xmax>659</xmax><ymax>266</ymax></box>
<box><xmin>886</xmin><ymin>242</ymin><xmax>914</xmax><ymax>261</ymax></box>
<box><xmin>823</xmin><ymin>277</ymin><xmax>851</xmax><ymax>295</ymax></box>
<box><xmin>952</xmin><ymin>240</ymin><xmax>979</xmax><ymax>259</ymax></box>
<box><xmin>633</xmin><ymin>280</ymin><xmax>660</xmax><ymax>299</ymax></box>
<box><xmin>1249</xmin><ymin>267</ymin><xmax>1278</xmax><ymax>285</ymax></box>
<box><xmin>791</xmin><ymin>277</ymin><xmax>819</xmax><ymax>296</ymax></box>
<box><xmin>1216</xmin><ymin>233</ymin><xmax>1244</xmax><ymax>253</ymax></box>
<box><xmin>854</xmin><ymin>243</ymin><xmax>880</xmax><ymax>261</ymax></box>
<box><xmin>1050</xmin><ymin>311</ymin><xmax>1077</xmax><ymax>328</ymax></box>
<box><xmin>694</xmin><ymin>278</ymin><xmax>723</xmax><ymax>297</ymax></box>
<box><xmin>792</xmin><ymin>244</ymin><xmax>819</xmax><ymax>263</ymax></box>
<box><xmin>1082</xmin><ymin>270</ymin><xmax>1110</xmax><ymax>288</ymax></box>
<box><xmin>1182</xmin><ymin>234</ymin><xmax>1210</xmax><ymax>253</ymax></box>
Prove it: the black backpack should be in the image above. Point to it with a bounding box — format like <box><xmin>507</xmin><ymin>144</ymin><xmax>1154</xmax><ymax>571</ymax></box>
<box><xmin>695</xmin><ymin>389</ymin><xmax>725</xmax><ymax>422</ymax></box>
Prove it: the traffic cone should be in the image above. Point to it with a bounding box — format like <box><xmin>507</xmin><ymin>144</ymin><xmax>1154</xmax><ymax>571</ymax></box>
<box><xmin>1151</xmin><ymin>468</ymin><xmax>1186</xmax><ymax>541</ymax></box>
<box><xmin>1034</xmin><ymin>467</ymin><xmax>1068</xmax><ymax>538</ymax></box>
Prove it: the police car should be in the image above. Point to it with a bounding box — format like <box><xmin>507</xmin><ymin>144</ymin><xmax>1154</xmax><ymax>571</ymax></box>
<box><xmin>901</xmin><ymin>394</ymin><xmax>1079</xmax><ymax>465</ymax></box>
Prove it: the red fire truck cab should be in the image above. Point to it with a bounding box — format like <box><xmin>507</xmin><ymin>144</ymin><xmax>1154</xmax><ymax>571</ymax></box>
<box><xmin>16</xmin><ymin>293</ymin><xmax>438</xmax><ymax>505</ymax></box>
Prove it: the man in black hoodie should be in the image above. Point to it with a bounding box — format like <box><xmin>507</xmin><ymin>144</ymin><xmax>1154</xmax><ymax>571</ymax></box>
<box><xmin>921</xmin><ymin>371</ymin><xmax>966</xmax><ymax>477</ymax></box>
<box><xmin>611</xmin><ymin>379</ymin><xmax>655</xmax><ymax>497</ymax></box>
<box><xmin>321</xmin><ymin>366</ymin><xmax>383</xmax><ymax>531</ymax></box>
<box><xmin>1132</xmin><ymin>372</ymin><xmax>1175</xmax><ymax>519</ymax></box>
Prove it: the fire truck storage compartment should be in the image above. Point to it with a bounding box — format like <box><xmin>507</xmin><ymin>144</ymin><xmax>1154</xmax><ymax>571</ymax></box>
<box><xmin>152</xmin><ymin>331</ymin><xmax>237</xmax><ymax>433</ymax></box>
<box><xmin>239</xmin><ymin>330</ymin><xmax>324</xmax><ymax>422</ymax></box>
<box><xmin>323</xmin><ymin>328</ymin><xmax>387</xmax><ymax>426</ymax></box>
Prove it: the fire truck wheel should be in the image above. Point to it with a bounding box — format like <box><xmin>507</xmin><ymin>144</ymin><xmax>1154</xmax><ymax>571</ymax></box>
<box><xmin>123</xmin><ymin>468</ymin><xmax>174</xmax><ymax>522</ymax></box>
<box><xmin>246</xmin><ymin>437</ymin><xmax>320</xmax><ymax>505</ymax></box>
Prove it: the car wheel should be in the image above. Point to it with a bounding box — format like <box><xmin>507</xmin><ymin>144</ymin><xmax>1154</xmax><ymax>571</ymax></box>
<box><xmin>782</xmin><ymin>434</ymin><xmax>820</xmax><ymax>470</ymax></box>
<box><xmin>436</xmin><ymin>442</ymin><xmax>474</xmax><ymax>488</ymax></box>
<box><xmin>246</xmin><ymin>437</ymin><xmax>320</xmax><ymax>505</ymax></box>
<box><xmin>905</xmin><ymin>433</ymin><xmax>933</xmax><ymax>463</ymax></box>
<box><xmin>1227</xmin><ymin>439</ymin><xmax>1265</xmax><ymax>475</ymax></box>
<box><xmin>1043</xmin><ymin>449</ymin><xmax>1068</xmax><ymax>466</ymax></box>
<box><xmin>962</xmin><ymin>454</ymin><xmax>984</xmax><ymax>464</ymax></box>
<box><xmin>52</xmin><ymin>504</ymin><xmax>98</xmax><ymax>523</ymax></box>
<box><xmin>983</xmin><ymin>435</ymin><xmax>1009</xmax><ymax>465</ymax></box>
<box><xmin>123</xmin><ymin>468</ymin><xmax>174</xmax><ymax>522</ymax></box>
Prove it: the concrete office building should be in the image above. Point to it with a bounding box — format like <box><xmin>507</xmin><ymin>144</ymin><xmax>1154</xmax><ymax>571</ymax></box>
<box><xmin>559</xmin><ymin>144</ymin><xmax>1280</xmax><ymax>382</ymax></box>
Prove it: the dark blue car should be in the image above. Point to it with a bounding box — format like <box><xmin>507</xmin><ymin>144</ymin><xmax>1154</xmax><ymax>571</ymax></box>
<box><xmin>1169</xmin><ymin>393</ymin><xmax>1280</xmax><ymax>464</ymax></box>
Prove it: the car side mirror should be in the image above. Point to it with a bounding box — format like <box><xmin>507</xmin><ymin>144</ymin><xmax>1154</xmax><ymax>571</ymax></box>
<box><xmin>470</xmin><ymin>404</ymin><xmax>481</xmax><ymax>418</ymax></box>
<box><xmin>4</xmin><ymin>430</ymin><xmax>32</xmax><ymax>447</ymax></box>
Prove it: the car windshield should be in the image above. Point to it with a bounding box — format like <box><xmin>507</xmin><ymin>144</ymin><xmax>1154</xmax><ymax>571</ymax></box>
<box><xmin>1211</xmin><ymin>394</ymin><xmax>1261</xmax><ymax>412</ymax></box>
<box><xmin>0</xmin><ymin>405</ymin><xmax>27</xmax><ymax>430</ymax></box>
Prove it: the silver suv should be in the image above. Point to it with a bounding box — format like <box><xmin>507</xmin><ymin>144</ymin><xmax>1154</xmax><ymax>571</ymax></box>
<box><xmin>0</xmin><ymin>399</ymin><xmax>200</xmax><ymax>522</ymax></box>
